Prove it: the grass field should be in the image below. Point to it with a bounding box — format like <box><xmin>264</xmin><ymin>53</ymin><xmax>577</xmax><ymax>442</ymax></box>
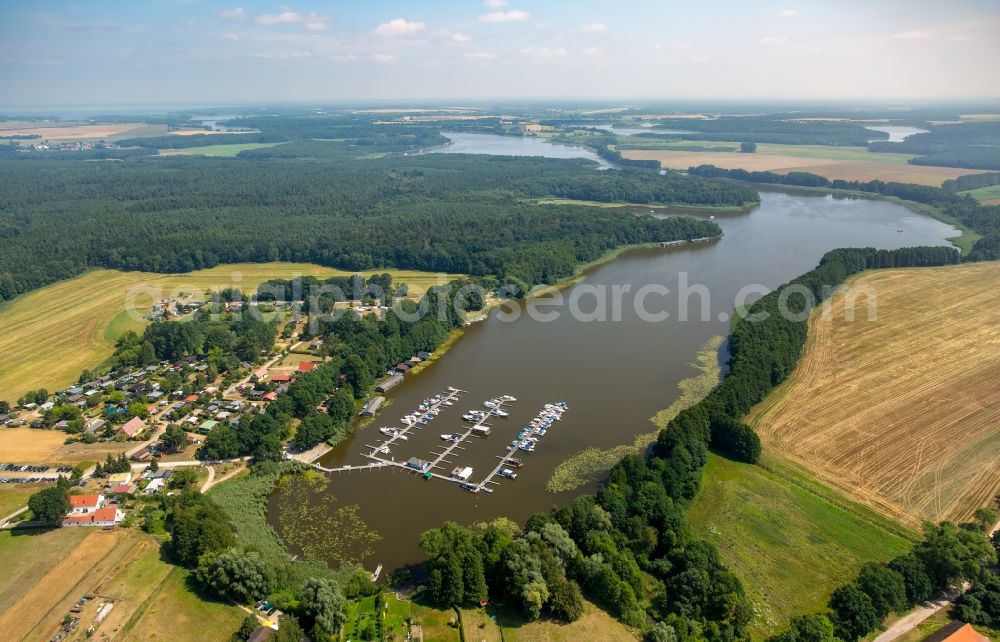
<box><xmin>960</xmin><ymin>184</ymin><xmax>1000</xmax><ymax>205</ymax></box>
<box><xmin>0</xmin><ymin>426</ymin><xmax>132</xmax><ymax>465</ymax></box>
<box><xmin>688</xmin><ymin>454</ymin><xmax>913</xmax><ymax>639</ymax></box>
<box><xmin>158</xmin><ymin>142</ymin><xmax>283</xmax><ymax>157</ymax></box>
<box><xmin>746</xmin><ymin>262</ymin><xmax>1000</xmax><ymax>527</ymax></box>
<box><xmin>616</xmin><ymin>146</ymin><xmax>985</xmax><ymax>186</ymax></box>
<box><xmin>0</xmin><ymin>482</ymin><xmax>47</xmax><ymax>517</ymax></box>
<box><xmin>120</xmin><ymin>566</ymin><xmax>246</xmax><ymax>642</ymax></box>
<box><xmin>0</xmin><ymin>263</ymin><xmax>463</xmax><ymax>403</ymax></box>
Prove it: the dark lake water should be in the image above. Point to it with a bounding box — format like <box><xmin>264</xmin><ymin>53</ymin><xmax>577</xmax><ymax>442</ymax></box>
<box><xmin>269</xmin><ymin>187</ymin><xmax>958</xmax><ymax>571</ymax></box>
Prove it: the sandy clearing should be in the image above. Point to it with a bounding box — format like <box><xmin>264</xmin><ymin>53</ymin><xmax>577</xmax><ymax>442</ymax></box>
<box><xmin>746</xmin><ymin>262</ymin><xmax>1000</xmax><ymax>526</ymax></box>
<box><xmin>619</xmin><ymin>149</ymin><xmax>986</xmax><ymax>186</ymax></box>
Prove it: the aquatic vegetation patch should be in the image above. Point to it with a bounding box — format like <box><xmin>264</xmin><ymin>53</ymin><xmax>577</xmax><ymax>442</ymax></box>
<box><xmin>546</xmin><ymin>335</ymin><xmax>723</xmax><ymax>493</ymax></box>
<box><xmin>275</xmin><ymin>474</ymin><xmax>383</xmax><ymax>565</ymax></box>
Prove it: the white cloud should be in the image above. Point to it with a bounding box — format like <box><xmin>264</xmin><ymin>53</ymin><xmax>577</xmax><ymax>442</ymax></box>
<box><xmin>778</xmin><ymin>9</ymin><xmax>796</xmax><ymax>17</ymax></box>
<box><xmin>464</xmin><ymin>51</ymin><xmax>497</xmax><ymax>60</ymax></box>
<box><xmin>374</xmin><ymin>18</ymin><xmax>426</xmax><ymax>37</ymax></box>
<box><xmin>484</xmin><ymin>0</ymin><xmax>508</xmax><ymax>7</ymax></box>
<box><xmin>521</xmin><ymin>47</ymin><xmax>567</xmax><ymax>59</ymax></box>
<box><xmin>256</xmin><ymin>10</ymin><xmax>301</xmax><ymax>25</ymax></box>
<box><xmin>222</xmin><ymin>32</ymin><xmax>239</xmax><ymax>41</ymax></box>
<box><xmin>758</xmin><ymin>36</ymin><xmax>788</xmax><ymax>45</ymax></box>
<box><xmin>581</xmin><ymin>22</ymin><xmax>606</xmax><ymax>33</ymax></box>
<box><xmin>480</xmin><ymin>10</ymin><xmax>530</xmax><ymax>23</ymax></box>
<box><xmin>536</xmin><ymin>21</ymin><xmax>551</xmax><ymax>28</ymax></box>
<box><xmin>254</xmin><ymin>50</ymin><xmax>312</xmax><ymax>60</ymax></box>
<box><xmin>217</xmin><ymin>7</ymin><xmax>246</xmax><ymax>20</ymax></box>
<box><xmin>304</xmin><ymin>15</ymin><xmax>330</xmax><ymax>31</ymax></box>
<box><xmin>583</xmin><ymin>47</ymin><xmax>604</xmax><ymax>58</ymax></box>
<box><xmin>332</xmin><ymin>54</ymin><xmax>359</xmax><ymax>62</ymax></box>
<box><xmin>452</xmin><ymin>32</ymin><xmax>473</xmax><ymax>43</ymax></box>
<box><xmin>373</xmin><ymin>53</ymin><xmax>395</xmax><ymax>63</ymax></box>
<box><xmin>890</xmin><ymin>30</ymin><xmax>930</xmax><ymax>40</ymax></box>
<box><xmin>654</xmin><ymin>42</ymin><xmax>692</xmax><ymax>51</ymax></box>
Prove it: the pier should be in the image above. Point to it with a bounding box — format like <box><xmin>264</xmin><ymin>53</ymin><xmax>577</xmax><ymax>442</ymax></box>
<box><xmin>362</xmin><ymin>396</ymin><xmax>513</xmax><ymax>490</ymax></box>
<box><xmin>308</xmin><ymin>390</ymin><xmax>567</xmax><ymax>497</ymax></box>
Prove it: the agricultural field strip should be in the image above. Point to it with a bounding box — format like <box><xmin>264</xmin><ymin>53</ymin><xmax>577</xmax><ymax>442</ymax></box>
<box><xmin>746</xmin><ymin>263</ymin><xmax>1000</xmax><ymax>526</ymax></box>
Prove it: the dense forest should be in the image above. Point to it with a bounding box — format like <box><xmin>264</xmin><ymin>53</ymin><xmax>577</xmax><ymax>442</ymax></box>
<box><xmin>688</xmin><ymin>165</ymin><xmax>1000</xmax><ymax>260</ymax></box>
<box><xmin>0</xmin><ymin>153</ymin><xmax>750</xmax><ymax>302</ymax></box>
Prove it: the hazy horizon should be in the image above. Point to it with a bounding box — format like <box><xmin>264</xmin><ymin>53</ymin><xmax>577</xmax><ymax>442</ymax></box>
<box><xmin>2</xmin><ymin>0</ymin><xmax>999</xmax><ymax>107</ymax></box>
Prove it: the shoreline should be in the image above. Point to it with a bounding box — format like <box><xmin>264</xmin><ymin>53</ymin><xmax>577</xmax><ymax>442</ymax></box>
<box><xmin>530</xmin><ymin>197</ymin><xmax>759</xmax><ymax>215</ymax></box>
<box><xmin>742</xmin><ymin>182</ymin><xmax>978</xmax><ymax>253</ymax></box>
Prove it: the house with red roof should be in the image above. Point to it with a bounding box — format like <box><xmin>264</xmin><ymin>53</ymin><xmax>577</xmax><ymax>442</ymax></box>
<box><xmin>271</xmin><ymin>372</ymin><xmax>294</xmax><ymax>384</ymax></box>
<box><xmin>69</xmin><ymin>494</ymin><xmax>104</xmax><ymax>514</ymax></box>
<box><xmin>120</xmin><ymin>416</ymin><xmax>145</xmax><ymax>438</ymax></box>
<box><xmin>297</xmin><ymin>362</ymin><xmax>317</xmax><ymax>373</ymax></box>
<box><xmin>63</xmin><ymin>506</ymin><xmax>124</xmax><ymax>528</ymax></box>
<box><xmin>922</xmin><ymin>622</ymin><xmax>991</xmax><ymax>642</ymax></box>
<box><xmin>184</xmin><ymin>394</ymin><xmax>199</xmax><ymax>403</ymax></box>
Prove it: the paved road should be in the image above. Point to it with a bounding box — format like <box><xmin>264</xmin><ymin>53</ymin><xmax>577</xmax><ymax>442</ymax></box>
<box><xmin>0</xmin><ymin>506</ymin><xmax>28</xmax><ymax>529</ymax></box>
<box><xmin>872</xmin><ymin>518</ymin><xmax>999</xmax><ymax>642</ymax></box>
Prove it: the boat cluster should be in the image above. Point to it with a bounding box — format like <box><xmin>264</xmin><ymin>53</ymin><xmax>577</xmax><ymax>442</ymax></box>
<box><xmin>510</xmin><ymin>402</ymin><xmax>568</xmax><ymax>453</ymax></box>
<box><xmin>400</xmin><ymin>390</ymin><xmax>456</xmax><ymax>426</ymax></box>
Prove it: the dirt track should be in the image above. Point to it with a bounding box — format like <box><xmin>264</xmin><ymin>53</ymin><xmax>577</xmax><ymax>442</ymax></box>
<box><xmin>746</xmin><ymin>263</ymin><xmax>1000</xmax><ymax>526</ymax></box>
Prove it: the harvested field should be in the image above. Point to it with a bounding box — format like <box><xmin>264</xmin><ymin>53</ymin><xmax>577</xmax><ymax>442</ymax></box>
<box><xmin>0</xmin><ymin>123</ymin><xmax>155</xmax><ymax>140</ymax></box>
<box><xmin>0</xmin><ymin>428</ymin><xmax>71</xmax><ymax>463</ymax></box>
<box><xmin>0</xmin><ymin>263</ymin><xmax>463</xmax><ymax>403</ymax></box>
<box><xmin>746</xmin><ymin>262</ymin><xmax>1000</xmax><ymax>526</ymax></box>
<box><xmin>618</xmin><ymin>149</ymin><xmax>986</xmax><ymax>186</ymax></box>
<box><xmin>0</xmin><ymin>527</ymin><xmax>90</xmax><ymax>612</ymax></box>
<box><xmin>0</xmin><ymin>528</ymin><xmax>136</xmax><ymax>642</ymax></box>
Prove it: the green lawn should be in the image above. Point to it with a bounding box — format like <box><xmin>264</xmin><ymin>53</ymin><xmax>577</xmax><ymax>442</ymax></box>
<box><xmin>158</xmin><ymin>142</ymin><xmax>282</xmax><ymax>157</ymax></box>
<box><xmin>687</xmin><ymin>454</ymin><xmax>913</xmax><ymax>639</ymax></box>
<box><xmin>961</xmin><ymin>184</ymin><xmax>1000</xmax><ymax>203</ymax></box>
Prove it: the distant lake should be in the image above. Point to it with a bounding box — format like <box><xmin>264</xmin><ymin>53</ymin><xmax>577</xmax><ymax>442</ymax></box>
<box><xmin>426</xmin><ymin>132</ymin><xmax>612</xmax><ymax>167</ymax></box>
<box><xmin>592</xmin><ymin>123</ymin><xmax>695</xmax><ymax>137</ymax></box>
<box><xmin>866</xmin><ymin>125</ymin><xmax>928</xmax><ymax>143</ymax></box>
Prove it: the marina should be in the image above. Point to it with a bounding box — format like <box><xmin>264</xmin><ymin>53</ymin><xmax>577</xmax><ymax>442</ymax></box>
<box><xmin>308</xmin><ymin>393</ymin><xmax>570</xmax><ymax>496</ymax></box>
<box><xmin>361</xmin><ymin>394</ymin><xmax>516</xmax><ymax>492</ymax></box>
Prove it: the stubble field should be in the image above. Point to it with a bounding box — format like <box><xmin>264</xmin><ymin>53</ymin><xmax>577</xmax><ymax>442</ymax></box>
<box><xmin>745</xmin><ymin>262</ymin><xmax>1000</xmax><ymax>526</ymax></box>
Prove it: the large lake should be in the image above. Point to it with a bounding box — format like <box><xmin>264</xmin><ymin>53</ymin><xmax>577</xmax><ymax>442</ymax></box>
<box><xmin>270</xmin><ymin>183</ymin><xmax>958</xmax><ymax>570</ymax></box>
<box><xmin>425</xmin><ymin>131</ymin><xmax>612</xmax><ymax>167</ymax></box>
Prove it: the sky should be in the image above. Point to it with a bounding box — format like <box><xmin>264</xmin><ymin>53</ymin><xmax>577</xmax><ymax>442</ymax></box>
<box><xmin>1</xmin><ymin>0</ymin><xmax>999</xmax><ymax>107</ymax></box>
